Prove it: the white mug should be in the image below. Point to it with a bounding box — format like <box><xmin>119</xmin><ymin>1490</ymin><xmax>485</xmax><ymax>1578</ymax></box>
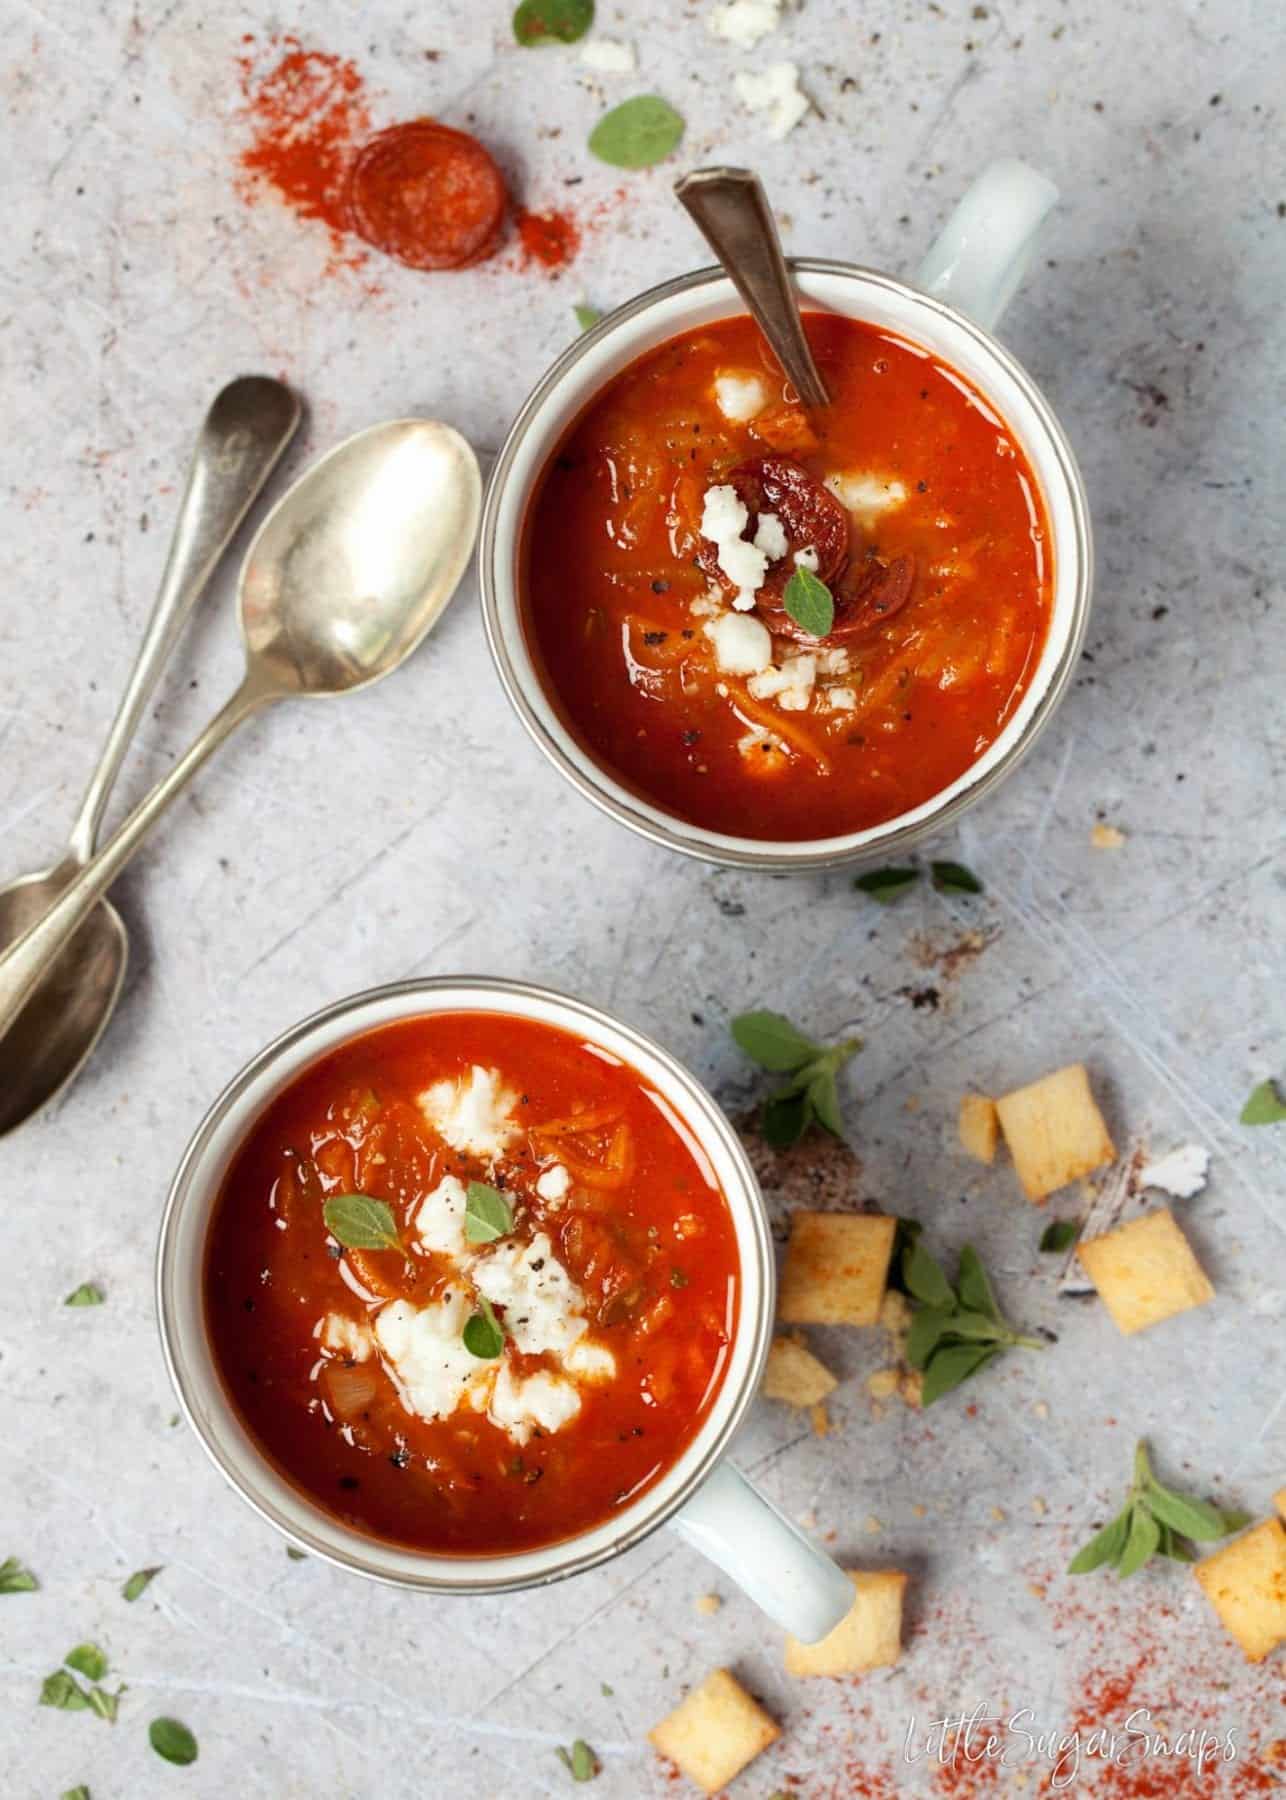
<box><xmin>157</xmin><ymin>977</ymin><xmax>856</xmax><ymax>1643</ymax></box>
<box><xmin>481</xmin><ymin>159</ymin><xmax>1092</xmax><ymax>871</ymax></box>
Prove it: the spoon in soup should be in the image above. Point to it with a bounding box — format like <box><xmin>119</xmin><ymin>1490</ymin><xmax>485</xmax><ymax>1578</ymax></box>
<box><xmin>0</xmin><ymin>419</ymin><xmax>482</xmax><ymax>1115</ymax></box>
<box><xmin>674</xmin><ymin>165</ymin><xmax>830</xmax><ymax>408</ymax></box>
<box><xmin>0</xmin><ymin>376</ymin><xmax>300</xmax><ymax>1138</ymax></box>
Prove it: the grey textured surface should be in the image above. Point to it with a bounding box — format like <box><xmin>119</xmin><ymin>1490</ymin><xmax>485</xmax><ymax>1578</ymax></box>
<box><xmin>2</xmin><ymin>1</ymin><xmax>1284</xmax><ymax>1795</ymax></box>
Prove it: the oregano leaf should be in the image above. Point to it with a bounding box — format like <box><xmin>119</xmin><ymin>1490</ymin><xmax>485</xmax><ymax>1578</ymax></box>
<box><xmin>931</xmin><ymin>860</ymin><xmax>983</xmax><ymax>895</ymax></box>
<box><xmin>956</xmin><ymin>1244</ymin><xmax>1000</xmax><ymax>1322</ymax></box>
<box><xmin>322</xmin><ymin>1194</ymin><xmax>402</xmax><ymax>1253</ymax></box>
<box><xmin>854</xmin><ymin>866</ymin><xmax>920</xmax><ymax>904</ymax></box>
<box><xmin>589</xmin><ymin>96</ymin><xmax>684</xmax><ymax>169</ymax></box>
<box><xmin>782</xmin><ymin>565</ymin><xmax>834</xmax><ymax>637</ymax></box>
<box><xmin>149</xmin><ymin>1717</ymin><xmax>198</xmax><ymax>1765</ymax></box>
<box><xmin>465</xmin><ymin>1182</ymin><xmax>514</xmax><ymax>1245</ymax></box>
<box><xmin>902</xmin><ymin>1240</ymin><xmax>953</xmax><ymax>1309</ymax></box>
<box><xmin>65</xmin><ymin>1644</ymin><xmax>108</xmax><ymax>1682</ymax></box>
<box><xmin>731</xmin><ymin>1010</ymin><xmax>821</xmax><ymax>1071</ymax></box>
<box><xmin>1068</xmin><ymin>1511</ymin><xmax>1131</xmax><ymax>1575</ymax></box>
<box><xmin>1116</xmin><ymin>1505</ymin><xmax>1162</xmax><ymax>1578</ymax></box>
<box><xmin>463</xmin><ymin>1296</ymin><xmax>506</xmax><ymax>1360</ymax></box>
<box><xmin>1240</xmin><ymin>1078</ymin><xmax>1286</xmax><ymax>1126</ymax></box>
<box><xmin>513</xmin><ymin>0</ymin><xmax>594</xmax><ymax>45</ymax></box>
<box><xmin>920</xmin><ymin>1341</ymin><xmax>996</xmax><ymax>1405</ymax></box>
<box><xmin>1040</xmin><ymin>1218</ymin><xmax>1082</xmax><ymax>1253</ymax></box>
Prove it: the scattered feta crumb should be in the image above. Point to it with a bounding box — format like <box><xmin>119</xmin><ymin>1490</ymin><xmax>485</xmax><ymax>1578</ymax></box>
<box><xmin>1138</xmin><ymin>1143</ymin><xmax>1210</xmax><ymax>1199</ymax></box>
<box><xmin>377</xmin><ymin>1291</ymin><xmax>487</xmax><ymax>1421</ymax></box>
<box><xmin>564</xmin><ymin>1338</ymin><xmax>616</xmax><ymax>1380</ymax></box>
<box><xmin>1090</xmin><ymin>822</ymin><xmax>1127</xmax><ymax>848</ymax></box>
<box><xmin>818</xmin><ymin>646</ymin><xmax>850</xmax><ymax>675</ymax></box>
<box><xmin>489</xmin><ymin>1364</ymin><xmax>581</xmax><ymax>1446</ymax></box>
<box><xmin>706</xmin><ymin>611</ymin><xmax>775</xmax><ymax>675</ymax></box>
<box><xmin>794</xmin><ymin>544</ymin><xmax>820</xmax><ymax>571</ymax></box>
<box><xmin>734</xmin><ymin>62</ymin><xmax>811</xmax><ymax>139</ymax></box>
<box><xmin>536</xmin><ymin>1162</ymin><xmax>571</xmax><ymax>1202</ymax></box>
<box><xmin>713</xmin><ymin>371</ymin><xmax>768</xmax><ymax>422</ymax></box>
<box><xmin>752</xmin><ymin>510</ymin><xmax>789</xmax><ymax>561</ymax></box>
<box><xmin>700</xmin><ymin>483</ymin><xmax>768</xmax><ymax>608</ymax></box>
<box><xmin>415</xmin><ymin>1173</ymin><xmax>470</xmax><ymax>1259</ymax></box>
<box><xmin>418</xmin><ymin>1065</ymin><xmax>518</xmax><ymax>1158</ymax></box>
<box><xmin>748</xmin><ymin>653</ymin><xmax>817</xmax><ymax>706</ymax></box>
<box><xmin>827</xmin><ymin>687</ymin><xmax>857</xmax><ymax>711</ymax></box>
<box><xmin>824</xmin><ymin>471</ymin><xmax>909</xmax><ymax>518</ymax></box>
<box><xmin>708</xmin><ymin>0</ymin><xmax>781</xmax><ymax>49</ymax></box>
<box><xmin>579</xmin><ymin>37</ymin><xmax>636</xmax><ymax>72</ymax></box>
<box><xmin>690</xmin><ymin>585</ymin><xmax>724</xmax><ymax>619</ymax></box>
<box><xmin>473</xmin><ymin>1231</ymin><xmax>592</xmax><ymax>1359</ymax></box>
<box><xmin>318</xmin><ymin>1312</ymin><xmax>373</xmax><ymax>1362</ymax></box>
<box><xmin>694</xmin><ymin>1592</ymin><xmax>723</xmax><ymax>1615</ymax></box>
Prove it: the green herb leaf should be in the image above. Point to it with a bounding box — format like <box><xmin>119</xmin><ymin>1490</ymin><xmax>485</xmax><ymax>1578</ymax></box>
<box><xmin>600</xmin><ymin>1682</ymin><xmax>614</xmax><ymax>1697</ymax></box>
<box><xmin>1067</xmin><ymin>1511</ymin><xmax>1131</xmax><ymax>1574</ymax></box>
<box><xmin>465</xmin><ymin>1181</ymin><xmax>515</xmax><ymax>1245</ymax></box>
<box><xmin>854</xmin><ymin>865</ymin><xmax>920</xmax><ymax>904</ymax></box>
<box><xmin>574</xmin><ymin>303</ymin><xmax>602</xmax><ymax>331</ymax></box>
<box><xmin>807</xmin><ymin>1069</ymin><xmax>845</xmax><ymax>1138</ymax></box>
<box><xmin>1143</xmin><ymin>1484</ymin><xmax>1244</xmax><ymax>1542</ymax></box>
<box><xmin>62</xmin><ymin>1787</ymin><xmax>91</xmax><ymax>1799</ymax></box>
<box><xmin>931</xmin><ymin>860</ymin><xmax>983</xmax><ymax>895</ymax></box>
<box><xmin>463</xmin><ymin>1296</ymin><xmax>506</xmax><ymax>1359</ymax></box>
<box><xmin>122</xmin><ymin>1566</ymin><xmax>161</xmax><ymax>1602</ymax></box>
<box><xmin>286</xmin><ymin>1547</ymin><xmax>307</xmax><ymax>1562</ymax></box>
<box><xmin>904</xmin><ymin>1306</ymin><xmax>953</xmax><ymax>1370</ymax></box>
<box><xmin>901</xmin><ymin>1240</ymin><xmax>953</xmax><ymax>1310</ymax></box>
<box><xmin>149</xmin><ymin>1717</ymin><xmax>198</xmax><ymax>1765</ymax></box>
<box><xmin>1040</xmin><ymin>1218</ymin><xmax>1082</xmax><ymax>1253</ymax></box>
<box><xmin>1155</xmin><ymin>1524</ymin><xmax>1196</xmax><ymax>1563</ymax></box>
<box><xmin>41</xmin><ymin>1670</ymin><xmax>91</xmax><ymax>1711</ymax></box>
<box><xmin>555</xmin><ymin>1737</ymin><xmax>599</xmax><ymax>1781</ymax></box>
<box><xmin>760</xmin><ymin>1090</ymin><xmax>812</xmax><ymax>1149</ymax></box>
<box><xmin>513</xmin><ymin>0</ymin><xmax>594</xmax><ymax>45</ymax></box>
<box><xmin>0</xmin><ymin>1555</ymin><xmax>38</xmax><ymax>1594</ymax></box>
<box><xmin>64</xmin><ymin>1282</ymin><xmax>104</xmax><ymax>1307</ymax></box>
<box><xmin>920</xmin><ymin>1342</ymin><xmax>996</xmax><ymax>1406</ymax></box>
<box><xmin>932</xmin><ymin>1307</ymin><xmax>1010</xmax><ymax>1342</ymax></box>
<box><xmin>589</xmin><ymin>95</ymin><xmax>684</xmax><ymax>168</ymax></box>
<box><xmin>1117</xmin><ymin>1504</ymin><xmax>1162</xmax><ymax>1578</ymax></box>
<box><xmin>782</xmin><ymin>566</ymin><xmax>835</xmax><ymax>638</ymax></box>
<box><xmin>65</xmin><ymin>1644</ymin><xmax>108</xmax><ymax>1682</ymax></box>
<box><xmin>1240</xmin><ymin>1078</ymin><xmax>1286</xmax><ymax>1126</ymax></box>
<box><xmin>322</xmin><ymin>1194</ymin><xmax>402</xmax><ymax>1253</ymax></box>
<box><xmin>731</xmin><ymin>1010</ymin><xmax>821</xmax><ymax>1071</ymax></box>
<box><xmin>956</xmin><ymin>1244</ymin><xmax>1000</xmax><ymax>1322</ymax></box>
<box><xmin>87</xmin><ymin>1685</ymin><xmax>122</xmax><ymax>1724</ymax></box>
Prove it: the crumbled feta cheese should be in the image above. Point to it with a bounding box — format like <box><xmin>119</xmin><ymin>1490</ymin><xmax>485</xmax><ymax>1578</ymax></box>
<box><xmin>690</xmin><ymin>586</ymin><xmax>724</xmax><ymax>619</ymax></box>
<box><xmin>472</xmin><ymin>1231</ymin><xmax>590</xmax><ymax>1359</ymax></box>
<box><xmin>489</xmin><ymin>1364</ymin><xmax>581</xmax><ymax>1446</ymax></box>
<box><xmin>700</xmin><ymin>483</ymin><xmax>768</xmax><ymax>609</ymax></box>
<box><xmin>794</xmin><ymin>544</ymin><xmax>820</xmax><ymax>571</ymax></box>
<box><xmin>753</xmin><ymin>510</ymin><xmax>789</xmax><ymax>561</ymax></box>
<box><xmin>415</xmin><ymin>1173</ymin><xmax>469</xmax><ymax>1259</ymax></box>
<box><xmin>1138</xmin><ymin>1144</ymin><xmax>1210</xmax><ymax>1200</ymax></box>
<box><xmin>564</xmin><ymin>1338</ymin><xmax>617</xmax><ymax>1380</ymax></box>
<box><xmin>705</xmin><ymin>612</ymin><xmax>775</xmax><ymax>676</ymax></box>
<box><xmin>376</xmin><ymin>1291</ymin><xmax>487</xmax><ymax>1421</ymax></box>
<box><xmin>825</xmin><ymin>471</ymin><xmax>909</xmax><ymax>519</ymax></box>
<box><xmin>827</xmin><ymin>687</ymin><xmax>858</xmax><ymax>711</ymax></box>
<box><xmin>748</xmin><ymin>653</ymin><xmax>818</xmax><ymax>703</ymax></box>
<box><xmin>579</xmin><ymin>37</ymin><xmax>636</xmax><ymax>72</ymax></box>
<box><xmin>418</xmin><ymin>1065</ymin><xmax>518</xmax><ymax>1159</ymax></box>
<box><xmin>818</xmin><ymin>646</ymin><xmax>850</xmax><ymax>675</ymax></box>
<box><xmin>536</xmin><ymin>1163</ymin><xmax>571</xmax><ymax>1201</ymax></box>
<box><xmin>713</xmin><ymin>371</ymin><xmax>768</xmax><ymax>422</ymax></box>
<box><xmin>317</xmin><ymin>1312</ymin><xmax>373</xmax><ymax>1362</ymax></box>
<box><xmin>708</xmin><ymin>0</ymin><xmax>781</xmax><ymax>49</ymax></box>
<box><xmin>734</xmin><ymin>63</ymin><xmax>811</xmax><ymax>139</ymax></box>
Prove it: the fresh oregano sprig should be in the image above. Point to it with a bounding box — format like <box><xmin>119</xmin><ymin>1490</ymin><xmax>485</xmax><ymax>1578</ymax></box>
<box><xmin>1068</xmin><ymin>1440</ymin><xmax>1250</xmax><ymax>1578</ymax></box>
<box><xmin>902</xmin><ymin>1239</ymin><xmax>1044</xmax><ymax>1404</ymax></box>
<box><xmin>730</xmin><ymin>1010</ymin><xmax>861</xmax><ymax>1150</ymax></box>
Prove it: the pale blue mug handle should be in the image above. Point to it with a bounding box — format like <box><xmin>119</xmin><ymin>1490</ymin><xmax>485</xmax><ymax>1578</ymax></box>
<box><xmin>669</xmin><ymin>1460</ymin><xmax>855</xmax><ymax>1643</ymax></box>
<box><xmin>916</xmin><ymin>157</ymin><xmax>1060</xmax><ymax>333</ymax></box>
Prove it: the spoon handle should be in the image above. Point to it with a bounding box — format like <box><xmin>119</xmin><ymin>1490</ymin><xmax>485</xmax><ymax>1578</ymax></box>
<box><xmin>0</xmin><ymin>675</ymin><xmax>276</xmax><ymax>1046</ymax></box>
<box><xmin>674</xmin><ymin>166</ymin><xmax>830</xmax><ymax>409</ymax></box>
<box><xmin>65</xmin><ymin>377</ymin><xmax>300</xmax><ymax>864</ymax></box>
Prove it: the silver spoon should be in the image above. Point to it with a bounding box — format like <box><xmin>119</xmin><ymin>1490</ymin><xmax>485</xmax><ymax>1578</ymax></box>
<box><xmin>675</xmin><ymin>165</ymin><xmax>830</xmax><ymax>408</ymax></box>
<box><xmin>0</xmin><ymin>377</ymin><xmax>300</xmax><ymax>1137</ymax></box>
<box><xmin>0</xmin><ymin>419</ymin><xmax>482</xmax><ymax>1127</ymax></box>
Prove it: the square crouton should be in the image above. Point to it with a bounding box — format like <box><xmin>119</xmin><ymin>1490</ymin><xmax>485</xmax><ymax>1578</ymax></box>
<box><xmin>763</xmin><ymin>1335</ymin><xmax>837</xmax><ymax>1407</ymax></box>
<box><xmin>1195</xmin><ymin>1518</ymin><xmax>1286</xmax><ymax>1663</ymax></box>
<box><xmin>995</xmin><ymin>1063</ymin><xmax>1116</xmax><ymax>1201</ymax></box>
<box><xmin>648</xmin><ymin>1668</ymin><xmax>780</xmax><ymax>1794</ymax></box>
<box><xmin>1076</xmin><ymin>1207</ymin><xmax>1214</xmax><ymax>1335</ymax></box>
<box><xmin>784</xmin><ymin>1569</ymin><xmax>907</xmax><ymax>1677</ymax></box>
<box><xmin>958</xmin><ymin>1093</ymin><xmax>999</xmax><ymax>1164</ymax></box>
<box><xmin>778</xmin><ymin>1211</ymin><xmax>896</xmax><ymax>1326</ymax></box>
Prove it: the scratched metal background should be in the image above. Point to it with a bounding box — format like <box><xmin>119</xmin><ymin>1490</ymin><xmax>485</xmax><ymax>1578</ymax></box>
<box><xmin>2</xmin><ymin>1</ymin><xmax>1284</xmax><ymax>1795</ymax></box>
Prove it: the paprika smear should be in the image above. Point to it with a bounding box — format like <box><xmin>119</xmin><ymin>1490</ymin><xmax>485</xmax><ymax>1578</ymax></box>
<box><xmin>521</xmin><ymin>314</ymin><xmax>1053</xmax><ymax>840</ymax></box>
<box><xmin>205</xmin><ymin>1013</ymin><xmax>737</xmax><ymax>1555</ymax></box>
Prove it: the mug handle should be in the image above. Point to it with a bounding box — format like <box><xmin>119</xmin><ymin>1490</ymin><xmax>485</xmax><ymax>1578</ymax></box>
<box><xmin>668</xmin><ymin>1460</ymin><xmax>855</xmax><ymax>1643</ymax></box>
<box><xmin>914</xmin><ymin>157</ymin><xmax>1059</xmax><ymax>333</ymax></box>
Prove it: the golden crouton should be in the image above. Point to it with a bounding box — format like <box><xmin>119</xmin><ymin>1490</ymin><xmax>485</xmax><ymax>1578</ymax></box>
<box><xmin>784</xmin><ymin>1570</ymin><xmax>907</xmax><ymax>1677</ymax></box>
<box><xmin>778</xmin><ymin>1211</ymin><xmax>896</xmax><ymax>1326</ymax></box>
<box><xmin>762</xmin><ymin>1335</ymin><xmax>838</xmax><ymax>1408</ymax></box>
<box><xmin>1194</xmin><ymin>1518</ymin><xmax>1286</xmax><ymax>1663</ymax></box>
<box><xmin>1276</xmin><ymin>1487</ymin><xmax>1286</xmax><ymax>1524</ymax></box>
<box><xmin>1076</xmin><ymin>1207</ymin><xmax>1214</xmax><ymax>1335</ymax></box>
<box><xmin>958</xmin><ymin>1093</ymin><xmax>999</xmax><ymax>1164</ymax></box>
<box><xmin>648</xmin><ymin>1668</ymin><xmax>780</xmax><ymax>1794</ymax></box>
<box><xmin>995</xmin><ymin>1063</ymin><xmax>1116</xmax><ymax>1201</ymax></box>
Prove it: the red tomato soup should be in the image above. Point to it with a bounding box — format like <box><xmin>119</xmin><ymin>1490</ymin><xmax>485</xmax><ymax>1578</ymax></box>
<box><xmin>204</xmin><ymin>1013</ymin><xmax>738</xmax><ymax>1556</ymax></box>
<box><xmin>521</xmin><ymin>313</ymin><xmax>1052</xmax><ymax>840</ymax></box>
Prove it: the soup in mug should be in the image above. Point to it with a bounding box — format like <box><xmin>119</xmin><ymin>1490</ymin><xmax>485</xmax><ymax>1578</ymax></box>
<box><xmin>205</xmin><ymin>1013</ymin><xmax>738</xmax><ymax>1555</ymax></box>
<box><xmin>522</xmin><ymin>313</ymin><xmax>1052</xmax><ymax>841</ymax></box>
